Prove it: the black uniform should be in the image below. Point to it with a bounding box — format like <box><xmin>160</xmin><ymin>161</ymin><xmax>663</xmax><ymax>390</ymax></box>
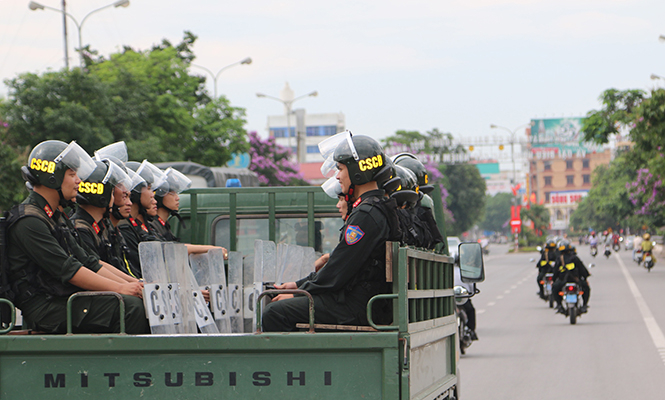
<box><xmin>71</xmin><ymin>209</ymin><xmax>134</xmax><ymax>278</ymax></box>
<box><xmin>262</xmin><ymin>189</ymin><xmax>400</xmax><ymax>331</ymax></box>
<box><xmin>552</xmin><ymin>252</ymin><xmax>590</xmax><ymax>308</ymax></box>
<box><xmin>536</xmin><ymin>248</ymin><xmax>556</xmax><ymax>298</ymax></box>
<box><xmin>147</xmin><ymin>215</ymin><xmax>178</xmax><ymax>242</ymax></box>
<box><xmin>116</xmin><ymin>216</ymin><xmax>157</xmax><ymax>279</ymax></box>
<box><xmin>6</xmin><ymin>192</ymin><xmax>148</xmax><ymax>334</ymax></box>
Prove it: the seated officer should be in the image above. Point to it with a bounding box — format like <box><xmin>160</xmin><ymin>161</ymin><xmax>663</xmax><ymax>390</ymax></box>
<box><xmin>263</xmin><ymin>134</ymin><xmax>401</xmax><ymax>331</ymax></box>
<box><xmin>6</xmin><ymin>140</ymin><xmax>148</xmax><ymax>334</ymax></box>
<box><xmin>70</xmin><ymin>159</ymin><xmax>140</xmax><ymax>283</ymax></box>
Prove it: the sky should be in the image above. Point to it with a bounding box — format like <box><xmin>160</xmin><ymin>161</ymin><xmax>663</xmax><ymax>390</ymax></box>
<box><xmin>1</xmin><ymin>0</ymin><xmax>665</xmax><ymax>147</ymax></box>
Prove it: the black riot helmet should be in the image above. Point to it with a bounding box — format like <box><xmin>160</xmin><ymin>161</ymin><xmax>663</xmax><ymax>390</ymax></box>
<box><xmin>77</xmin><ymin>160</ymin><xmax>132</xmax><ymax>209</ymax></box>
<box><xmin>333</xmin><ymin>135</ymin><xmax>386</xmax><ymax>186</ymax></box>
<box><xmin>126</xmin><ymin>161</ymin><xmax>148</xmax><ymax>206</ymax></box>
<box><xmin>393</xmin><ymin>153</ymin><xmax>434</xmax><ymax>195</ymax></box>
<box><xmin>22</xmin><ymin>140</ymin><xmax>96</xmax><ymax>190</ymax></box>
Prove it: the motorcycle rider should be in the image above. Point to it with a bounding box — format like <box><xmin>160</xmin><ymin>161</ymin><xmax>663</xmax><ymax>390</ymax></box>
<box><xmin>536</xmin><ymin>237</ymin><xmax>557</xmax><ymax>299</ymax></box>
<box><xmin>588</xmin><ymin>231</ymin><xmax>598</xmax><ymax>255</ymax></box>
<box><xmin>552</xmin><ymin>240</ymin><xmax>591</xmax><ymax>314</ymax></box>
<box><xmin>641</xmin><ymin>233</ymin><xmax>656</xmax><ymax>264</ymax></box>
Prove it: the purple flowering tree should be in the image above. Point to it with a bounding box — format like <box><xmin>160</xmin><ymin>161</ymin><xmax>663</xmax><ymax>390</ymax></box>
<box><xmin>248</xmin><ymin>131</ymin><xmax>309</xmax><ymax>186</ymax></box>
<box><xmin>626</xmin><ymin>168</ymin><xmax>665</xmax><ymax>216</ymax></box>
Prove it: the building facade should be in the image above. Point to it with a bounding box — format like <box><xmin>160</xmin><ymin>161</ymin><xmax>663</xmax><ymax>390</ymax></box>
<box><xmin>267</xmin><ymin>112</ymin><xmax>345</xmax><ymax>164</ymax></box>
<box><xmin>527</xmin><ymin>117</ymin><xmax>612</xmax><ymax>234</ymax></box>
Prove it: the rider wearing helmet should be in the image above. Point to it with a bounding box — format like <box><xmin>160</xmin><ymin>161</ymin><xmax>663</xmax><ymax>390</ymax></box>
<box><xmin>6</xmin><ymin>140</ymin><xmax>148</xmax><ymax>334</ymax></box>
<box><xmin>263</xmin><ymin>134</ymin><xmax>401</xmax><ymax>331</ymax></box>
<box><xmin>536</xmin><ymin>237</ymin><xmax>558</xmax><ymax>300</ymax></box>
<box><xmin>552</xmin><ymin>239</ymin><xmax>591</xmax><ymax>314</ymax></box>
<box><xmin>641</xmin><ymin>233</ymin><xmax>656</xmax><ymax>264</ymax></box>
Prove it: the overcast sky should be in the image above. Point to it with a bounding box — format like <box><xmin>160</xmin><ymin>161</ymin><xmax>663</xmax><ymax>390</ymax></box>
<box><xmin>1</xmin><ymin>0</ymin><xmax>664</xmax><ymax>145</ymax></box>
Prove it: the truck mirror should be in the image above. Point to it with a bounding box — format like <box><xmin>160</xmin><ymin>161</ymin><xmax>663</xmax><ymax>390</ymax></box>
<box><xmin>459</xmin><ymin>242</ymin><xmax>485</xmax><ymax>283</ymax></box>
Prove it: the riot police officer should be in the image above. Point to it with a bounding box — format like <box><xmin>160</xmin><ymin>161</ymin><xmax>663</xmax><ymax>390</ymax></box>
<box><xmin>6</xmin><ymin>140</ymin><xmax>148</xmax><ymax>334</ymax></box>
<box><xmin>263</xmin><ymin>134</ymin><xmax>401</xmax><ymax>331</ymax></box>
<box><xmin>536</xmin><ymin>237</ymin><xmax>557</xmax><ymax>299</ymax></box>
<box><xmin>552</xmin><ymin>240</ymin><xmax>591</xmax><ymax>313</ymax></box>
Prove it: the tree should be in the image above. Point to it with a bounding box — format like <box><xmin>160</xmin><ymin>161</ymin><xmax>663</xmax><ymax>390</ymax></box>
<box><xmin>479</xmin><ymin>193</ymin><xmax>512</xmax><ymax>233</ymax></box>
<box><xmin>521</xmin><ymin>204</ymin><xmax>550</xmax><ymax>237</ymax></box>
<box><xmin>0</xmin><ymin>116</ymin><xmax>29</xmax><ymax>213</ymax></box>
<box><xmin>437</xmin><ymin>163</ymin><xmax>486</xmax><ymax>235</ymax></box>
<box><xmin>0</xmin><ymin>31</ymin><xmax>248</xmax><ymax>166</ymax></box>
<box><xmin>382</xmin><ymin>128</ymin><xmax>465</xmax><ymax>162</ymax></box>
<box><xmin>248</xmin><ymin>132</ymin><xmax>308</xmax><ymax>186</ymax></box>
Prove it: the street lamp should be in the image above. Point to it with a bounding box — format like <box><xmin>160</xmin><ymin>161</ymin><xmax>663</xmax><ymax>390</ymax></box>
<box><xmin>490</xmin><ymin>122</ymin><xmax>532</xmax><ymax>252</ymax></box>
<box><xmin>256</xmin><ymin>87</ymin><xmax>318</xmax><ymax>163</ymax></box>
<box><xmin>29</xmin><ymin>0</ymin><xmax>130</xmax><ymax>68</ymax></box>
<box><xmin>191</xmin><ymin>57</ymin><xmax>252</xmax><ymax>98</ymax></box>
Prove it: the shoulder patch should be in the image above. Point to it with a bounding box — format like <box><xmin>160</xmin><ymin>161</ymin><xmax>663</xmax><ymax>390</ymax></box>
<box><xmin>353</xmin><ymin>198</ymin><xmax>362</xmax><ymax>208</ymax></box>
<box><xmin>345</xmin><ymin>225</ymin><xmax>365</xmax><ymax>245</ymax></box>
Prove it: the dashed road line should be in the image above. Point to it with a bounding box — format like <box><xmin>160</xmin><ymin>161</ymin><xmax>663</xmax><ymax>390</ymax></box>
<box><xmin>615</xmin><ymin>252</ymin><xmax>665</xmax><ymax>367</ymax></box>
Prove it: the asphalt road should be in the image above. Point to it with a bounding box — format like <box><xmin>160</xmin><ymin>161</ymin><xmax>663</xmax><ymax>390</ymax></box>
<box><xmin>460</xmin><ymin>243</ymin><xmax>665</xmax><ymax>400</ymax></box>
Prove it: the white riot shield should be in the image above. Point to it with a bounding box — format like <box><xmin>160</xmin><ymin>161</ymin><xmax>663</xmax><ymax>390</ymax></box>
<box><xmin>278</xmin><ymin>244</ymin><xmax>305</xmax><ymax>284</ymax></box>
<box><xmin>139</xmin><ymin>241</ymin><xmax>176</xmax><ymax>334</ymax></box>
<box><xmin>227</xmin><ymin>251</ymin><xmax>244</xmax><ymax>333</ymax></box>
<box><xmin>184</xmin><ymin>266</ymin><xmax>219</xmax><ymax>334</ymax></box>
<box><xmin>302</xmin><ymin>246</ymin><xmax>317</xmax><ymax>277</ymax></box>
<box><xmin>163</xmin><ymin>242</ymin><xmax>196</xmax><ymax>333</ymax></box>
<box><xmin>207</xmin><ymin>248</ymin><xmax>232</xmax><ymax>333</ymax></box>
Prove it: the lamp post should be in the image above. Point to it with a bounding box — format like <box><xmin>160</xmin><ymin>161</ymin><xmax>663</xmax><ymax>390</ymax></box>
<box><xmin>256</xmin><ymin>86</ymin><xmax>318</xmax><ymax>163</ymax></box>
<box><xmin>490</xmin><ymin>122</ymin><xmax>532</xmax><ymax>252</ymax></box>
<box><xmin>191</xmin><ymin>57</ymin><xmax>252</xmax><ymax>98</ymax></box>
<box><xmin>29</xmin><ymin>0</ymin><xmax>130</xmax><ymax>68</ymax></box>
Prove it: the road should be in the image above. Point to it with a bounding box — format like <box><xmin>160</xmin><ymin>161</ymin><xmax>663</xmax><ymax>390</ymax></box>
<box><xmin>460</xmin><ymin>243</ymin><xmax>665</xmax><ymax>400</ymax></box>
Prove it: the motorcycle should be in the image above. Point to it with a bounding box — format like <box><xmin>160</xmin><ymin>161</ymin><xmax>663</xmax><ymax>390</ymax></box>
<box><xmin>612</xmin><ymin>242</ymin><xmax>621</xmax><ymax>252</ymax></box>
<box><xmin>454</xmin><ymin>285</ymin><xmax>478</xmax><ymax>355</ymax></box>
<box><xmin>643</xmin><ymin>251</ymin><xmax>654</xmax><ymax>272</ymax></box>
<box><xmin>542</xmin><ymin>272</ymin><xmax>554</xmax><ymax>308</ymax></box>
<box><xmin>604</xmin><ymin>244</ymin><xmax>612</xmax><ymax>258</ymax></box>
<box><xmin>590</xmin><ymin>245</ymin><xmax>598</xmax><ymax>257</ymax></box>
<box><xmin>560</xmin><ymin>282</ymin><xmax>585</xmax><ymax>324</ymax></box>
<box><xmin>633</xmin><ymin>249</ymin><xmax>642</xmax><ymax>265</ymax></box>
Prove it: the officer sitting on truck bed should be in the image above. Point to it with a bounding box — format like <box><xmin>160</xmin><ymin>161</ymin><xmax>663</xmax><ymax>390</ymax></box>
<box><xmin>6</xmin><ymin>140</ymin><xmax>148</xmax><ymax>334</ymax></box>
<box><xmin>262</xmin><ymin>134</ymin><xmax>401</xmax><ymax>331</ymax></box>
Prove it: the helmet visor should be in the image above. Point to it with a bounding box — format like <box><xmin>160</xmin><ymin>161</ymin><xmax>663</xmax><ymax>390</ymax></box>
<box><xmin>126</xmin><ymin>169</ymin><xmax>146</xmax><ymax>191</ymax></box>
<box><xmin>103</xmin><ymin>162</ymin><xmax>133</xmax><ymax>192</ymax></box>
<box><xmin>321</xmin><ymin>174</ymin><xmax>343</xmax><ymax>199</ymax></box>
<box><xmin>54</xmin><ymin>141</ymin><xmax>97</xmax><ymax>181</ymax></box>
<box><xmin>95</xmin><ymin>141</ymin><xmax>128</xmax><ymax>163</ymax></box>
<box><xmin>163</xmin><ymin>167</ymin><xmax>192</xmax><ymax>195</ymax></box>
<box><xmin>137</xmin><ymin>160</ymin><xmax>168</xmax><ymax>193</ymax></box>
<box><xmin>318</xmin><ymin>130</ymin><xmax>357</xmax><ymax>160</ymax></box>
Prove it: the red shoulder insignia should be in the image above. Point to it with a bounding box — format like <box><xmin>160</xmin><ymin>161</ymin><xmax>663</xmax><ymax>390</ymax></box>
<box><xmin>92</xmin><ymin>221</ymin><xmax>100</xmax><ymax>234</ymax></box>
<box><xmin>43</xmin><ymin>204</ymin><xmax>53</xmax><ymax>218</ymax></box>
<box><xmin>353</xmin><ymin>198</ymin><xmax>362</xmax><ymax>208</ymax></box>
<box><xmin>158</xmin><ymin>217</ymin><xmax>166</xmax><ymax>226</ymax></box>
<box><xmin>129</xmin><ymin>217</ymin><xmax>138</xmax><ymax>227</ymax></box>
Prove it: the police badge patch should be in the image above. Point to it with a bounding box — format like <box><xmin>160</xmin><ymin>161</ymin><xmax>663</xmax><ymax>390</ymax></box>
<box><xmin>345</xmin><ymin>225</ymin><xmax>364</xmax><ymax>245</ymax></box>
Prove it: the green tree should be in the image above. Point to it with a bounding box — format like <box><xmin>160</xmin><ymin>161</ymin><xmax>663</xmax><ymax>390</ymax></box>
<box><xmin>438</xmin><ymin>163</ymin><xmax>486</xmax><ymax>235</ymax></box>
<box><xmin>382</xmin><ymin>128</ymin><xmax>465</xmax><ymax>161</ymax></box>
<box><xmin>0</xmin><ymin>31</ymin><xmax>248</xmax><ymax>166</ymax></box>
<box><xmin>582</xmin><ymin>88</ymin><xmax>645</xmax><ymax>144</ymax></box>
<box><xmin>478</xmin><ymin>193</ymin><xmax>512</xmax><ymax>233</ymax></box>
<box><xmin>0</xmin><ymin>115</ymin><xmax>29</xmax><ymax>212</ymax></box>
<box><xmin>521</xmin><ymin>203</ymin><xmax>550</xmax><ymax>237</ymax></box>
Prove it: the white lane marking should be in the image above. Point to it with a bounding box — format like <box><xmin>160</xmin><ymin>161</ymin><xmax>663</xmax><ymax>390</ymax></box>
<box><xmin>615</xmin><ymin>253</ymin><xmax>665</xmax><ymax>362</ymax></box>
<box><xmin>496</xmin><ymin>295</ymin><xmax>504</xmax><ymax>299</ymax></box>
<box><xmin>511</xmin><ymin>285</ymin><xmax>518</xmax><ymax>289</ymax></box>
<box><xmin>477</xmin><ymin>309</ymin><xmax>486</xmax><ymax>314</ymax></box>
<box><xmin>504</xmin><ymin>290</ymin><xmax>511</xmax><ymax>294</ymax></box>
<box><xmin>487</xmin><ymin>302</ymin><xmax>496</xmax><ymax>306</ymax></box>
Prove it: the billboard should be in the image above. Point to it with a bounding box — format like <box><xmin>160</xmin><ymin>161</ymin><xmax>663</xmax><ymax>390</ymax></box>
<box><xmin>530</xmin><ymin>118</ymin><xmax>604</xmax><ymax>160</ymax></box>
